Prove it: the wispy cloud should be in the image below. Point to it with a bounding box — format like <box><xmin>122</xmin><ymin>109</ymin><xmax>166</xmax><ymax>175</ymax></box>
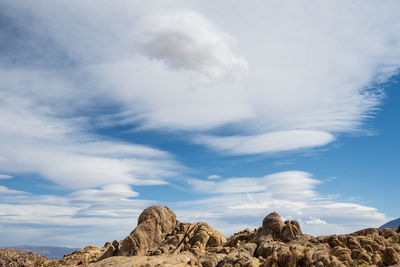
<box><xmin>195</xmin><ymin>130</ymin><xmax>335</xmax><ymax>155</ymax></box>
<box><xmin>176</xmin><ymin>171</ymin><xmax>388</xmax><ymax>236</ymax></box>
<box><xmin>207</xmin><ymin>174</ymin><xmax>221</xmax><ymax>180</ymax></box>
<box><xmin>0</xmin><ymin>0</ymin><xmax>398</xmax><ymax>248</ymax></box>
<box><xmin>2</xmin><ymin>0</ymin><xmax>400</xmax><ymax>154</ymax></box>
<box><xmin>0</xmin><ymin>184</ymin><xmax>152</xmax><ymax>247</ymax></box>
<box><xmin>0</xmin><ymin>171</ymin><xmax>389</xmax><ymax>246</ymax></box>
<box><xmin>0</xmin><ymin>75</ymin><xmax>180</xmax><ymax>189</ymax></box>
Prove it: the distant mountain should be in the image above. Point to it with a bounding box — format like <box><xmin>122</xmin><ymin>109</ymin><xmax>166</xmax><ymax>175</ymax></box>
<box><xmin>380</xmin><ymin>218</ymin><xmax>400</xmax><ymax>230</ymax></box>
<box><xmin>1</xmin><ymin>245</ymin><xmax>80</xmax><ymax>260</ymax></box>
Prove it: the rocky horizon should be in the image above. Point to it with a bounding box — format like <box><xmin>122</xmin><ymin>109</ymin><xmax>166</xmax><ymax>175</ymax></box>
<box><xmin>1</xmin><ymin>205</ymin><xmax>400</xmax><ymax>267</ymax></box>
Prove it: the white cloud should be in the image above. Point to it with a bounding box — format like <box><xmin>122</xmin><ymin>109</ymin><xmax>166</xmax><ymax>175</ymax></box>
<box><xmin>69</xmin><ymin>184</ymin><xmax>139</xmax><ymax>204</ymax></box>
<box><xmin>0</xmin><ymin>174</ymin><xmax>13</xmax><ymax>179</ymax></box>
<box><xmin>0</xmin><ymin>0</ymin><xmax>397</xmax><ymax>247</ymax></box>
<box><xmin>175</xmin><ymin>171</ymin><xmax>388</xmax><ymax>236</ymax></box>
<box><xmin>189</xmin><ymin>171</ymin><xmax>321</xmax><ymax>199</ymax></box>
<box><xmin>139</xmin><ymin>10</ymin><xmax>248</xmax><ymax>79</ymax></box>
<box><xmin>2</xmin><ymin>0</ymin><xmax>400</xmax><ymax>154</ymax></box>
<box><xmin>0</xmin><ymin>76</ymin><xmax>180</xmax><ymax>189</ymax></box>
<box><xmin>0</xmin><ymin>171</ymin><xmax>390</xmax><ymax>246</ymax></box>
<box><xmin>305</xmin><ymin>217</ymin><xmax>327</xmax><ymax>225</ymax></box>
<box><xmin>195</xmin><ymin>130</ymin><xmax>335</xmax><ymax>155</ymax></box>
<box><xmin>0</xmin><ymin>184</ymin><xmax>152</xmax><ymax>247</ymax></box>
<box><xmin>0</xmin><ymin>186</ymin><xmax>26</xmax><ymax>195</ymax></box>
<box><xmin>207</xmin><ymin>174</ymin><xmax>221</xmax><ymax>180</ymax></box>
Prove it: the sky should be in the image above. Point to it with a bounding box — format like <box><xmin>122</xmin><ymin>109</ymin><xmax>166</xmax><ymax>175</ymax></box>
<box><xmin>0</xmin><ymin>0</ymin><xmax>399</xmax><ymax>248</ymax></box>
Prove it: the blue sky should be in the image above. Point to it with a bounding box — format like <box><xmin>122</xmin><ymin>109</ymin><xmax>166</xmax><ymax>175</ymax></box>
<box><xmin>0</xmin><ymin>0</ymin><xmax>399</xmax><ymax>247</ymax></box>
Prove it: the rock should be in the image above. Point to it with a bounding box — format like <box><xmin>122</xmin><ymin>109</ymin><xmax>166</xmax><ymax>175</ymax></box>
<box><xmin>371</xmin><ymin>252</ymin><xmax>382</xmax><ymax>264</ymax></box>
<box><xmin>224</xmin><ymin>228</ymin><xmax>255</xmax><ymax>248</ymax></box>
<box><xmin>217</xmin><ymin>243</ymin><xmax>257</xmax><ymax>267</ymax></box>
<box><xmin>117</xmin><ymin>205</ymin><xmax>177</xmax><ymax>257</ymax></box>
<box><xmin>352</xmin><ymin>228</ymin><xmax>379</xmax><ymax>236</ymax></box>
<box><xmin>331</xmin><ymin>246</ymin><xmax>352</xmax><ymax>263</ymax></box>
<box><xmin>0</xmin><ymin>249</ymin><xmax>49</xmax><ymax>267</ymax></box>
<box><xmin>47</xmin><ymin>245</ymin><xmax>102</xmax><ymax>266</ymax></box>
<box><xmin>383</xmin><ymin>247</ymin><xmax>400</xmax><ymax>266</ymax></box>
<box><xmin>199</xmin><ymin>253</ymin><xmax>225</xmax><ymax>267</ymax></box>
<box><xmin>255</xmin><ymin>213</ymin><xmax>302</xmax><ymax>243</ymax></box>
<box><xmin>327</xmin><ymin>235</ymin><xmax>343</xmax><ymax>248</ymax></box>
<box><xmin>3</xmin><ymin>207</ymin><xmax>400</xmax><ymax>267</ymax></box>
<box><xmin>155</xmin><ymin>221</ymin><xmax>226</xmax><ymax>255</ymax></box>
<box><xmin>282</xmin><ymin>220</ymin><xmax>302</xmax><ymax>241</ymax></box>
<box><xmin>89</xmin><ymin>252</ymin><xmax>199</xmax><ymax>267</ymax></box>
<box><xmin>257</xmin><ymin>212</ymin><xmax>284</xmax><ymax>240</ymax></box>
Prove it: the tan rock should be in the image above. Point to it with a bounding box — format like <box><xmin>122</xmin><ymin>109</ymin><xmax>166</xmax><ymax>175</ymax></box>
<box><xmin>199</xmin><ymin>253</ymin><xmax>225</xmax><ymax>267</ymax></box>
<box><xmin>154</xmin><ymin>221</ymin><xmax>226</xmax><ymax>255</ymax></box>
<box><xmin>89</xmin><ymin>252</ymin><xmax>199</xmax><ymax>267</ymax></box>
<box><xmin>46</xmin><ymin>246</ymin><xmax>102</xmax><ymax>267</ymax></box>
<box><xmin>383</xmin><ymin>247</ymin><xmax>400</xmax><ymax>266</ymax></box>
<box><xmin>257</xmin><ymin>212</ymin><xmax>284</xmax><ymax>241</ymax></box>
<box><xmin>331</xmin><ymin>246</ymin><xmax>352</xmax><ymax>263</ymax></box>
<box><xmin>4</xmin><ymin>208</ymin><xmax>400</xmax><ymax>267</ymax></box>
<box><xmin>117</xmin><ymin>205</ymin><xmax>177</xmax><ymax>257</ymax></box>
<box><xmin>0</xmin><ymin>248</ymin><xmax>49</xmax><ymax>267</ymax></box>
<box><xmin>225</xmin><ymin>228</ymin><xmax>255</xmax><ymax>248</ymax></box>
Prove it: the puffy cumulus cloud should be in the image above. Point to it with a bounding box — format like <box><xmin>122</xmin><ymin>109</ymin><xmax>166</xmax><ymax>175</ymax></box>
<box><xmin>0</xmin><ymin>184</ymin><xmax>152</xmax><ymax>247</ymax></box>
<box><xmin>195</xmin><ymin>130</ymin><xmax>335</xmax><ymax>155</ymax></box>
<box><xmin>139</xmin><ymin>10</ymin><xmax>248</xmax><ymax>79</ymax></box>
<box><xmin>174</xmin><ymin>171</ymin><xmax>388</xmax><ymax>236</ymax></box>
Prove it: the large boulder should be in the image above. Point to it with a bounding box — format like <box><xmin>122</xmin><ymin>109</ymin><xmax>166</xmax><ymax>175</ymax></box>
<box><xmin>154</xmin><ymin>221</ymin><xmax>227</xmax><ymax>255</ymax></box>
<box><xmin>116</xmin><ymin>205</ymin><xmax>177</xmax><ymax>257</ymax></box>
<box><xmin>255</xmin><ymin>212</ymin><xmax>302</xmax><ymax>242</ymax></box>
<box><xmin>383</xmin><ymin>247</ymin><xmax>400</xmax><ymax>266</ymax></box>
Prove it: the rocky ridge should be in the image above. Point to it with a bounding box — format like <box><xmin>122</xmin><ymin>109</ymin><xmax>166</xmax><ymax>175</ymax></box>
<box><xmin>0</xmin><ymin>248</ymin><xmax>49</xmax><ymax>267</ymax></box>
<box><xmin>1</xmin><ymin>205</ymin><xmax>400</xmax><ymax>267</ymax></box>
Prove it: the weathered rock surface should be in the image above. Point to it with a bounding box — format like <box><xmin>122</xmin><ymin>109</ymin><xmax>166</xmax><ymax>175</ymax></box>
<box><xmin>117</xmin><ymin>205</ymin><xmax>177</xmax><ymax>257</ymax></box>
<box><xmin>89</xmin><ymin>252</ymin><xmax>198</xmax><ymax>267</ymax></box>
<box><xmin>3</xmin><ymin>206</ymin><xmax>400</xmax><ymax>267</ymax></box>
<box><xmin>45</xmin><ymin>246</ymin><xmax>102</xmax><ymax>267</ymax></box>
<box><xmin>0</xmin><ymin>248</ymin><xmax>49</xmax><ymax>267</ymax></box>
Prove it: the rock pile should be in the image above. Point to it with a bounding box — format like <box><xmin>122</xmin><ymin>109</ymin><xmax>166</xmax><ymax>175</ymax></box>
<box><xmin>2</xmin><ymin>205</ymin><xmax>400</xmax><ymax>266</ymax></box>
<box><xmin>0</xmin><ymin>248</ymin><xmax>49</xmax><ymax>267</ymax></box>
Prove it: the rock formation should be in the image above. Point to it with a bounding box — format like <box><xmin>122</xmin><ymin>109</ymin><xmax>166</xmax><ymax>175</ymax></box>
<box><xmin>0</xmin><ymin>248</ymin><xmax>49</xmax><ymax>267</ymax></box>
<box><xmin>2</xmin><ymin>205</ymin><xmax>400</xmax><ymax>267</ymax></box>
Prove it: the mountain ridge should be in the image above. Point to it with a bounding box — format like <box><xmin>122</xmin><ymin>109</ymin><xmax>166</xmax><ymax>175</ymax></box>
<box><xmin>381</xmin><ymin>218</ymin><xmax>400</xmax><ymax>231</ymax></box>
